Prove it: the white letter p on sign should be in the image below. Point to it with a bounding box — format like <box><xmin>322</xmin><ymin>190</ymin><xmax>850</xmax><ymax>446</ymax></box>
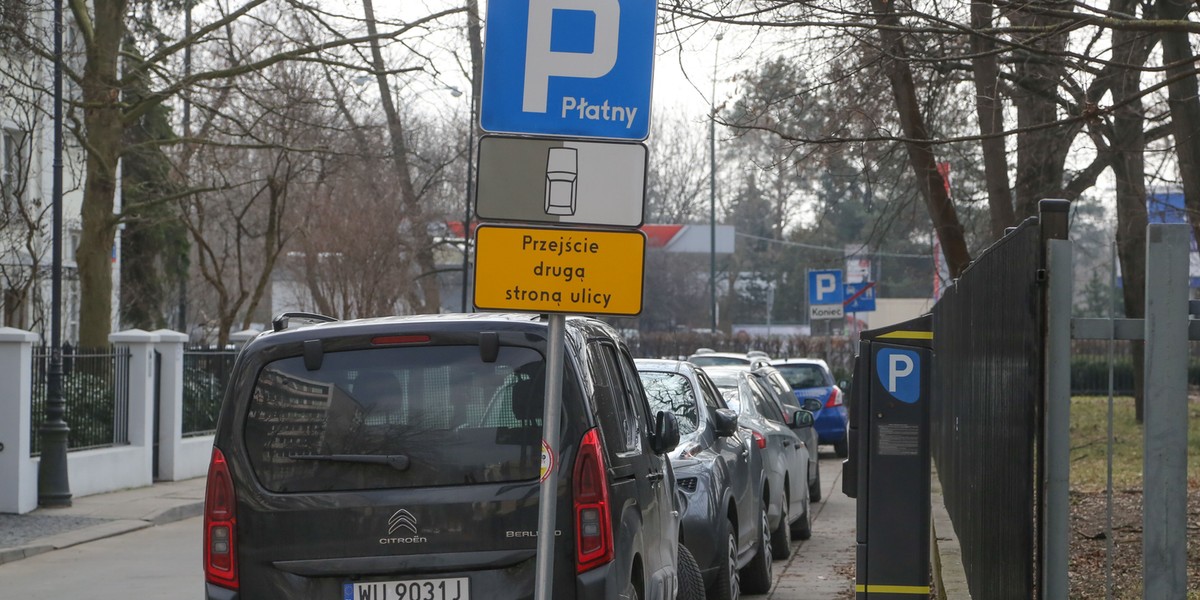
<box><xmin>815</xmin><ymin>273</ymin><xmax>837</xmax><ymax>301</ymax></box>
<box><xmin>524</xmin><ymin>0</ymin><xmax>620</xmax><ymax>113</ymax></box>
<box><xmin>888</xmin><ymin>354</ymin><xmax>914</xmax><ymax>393</ymax></box>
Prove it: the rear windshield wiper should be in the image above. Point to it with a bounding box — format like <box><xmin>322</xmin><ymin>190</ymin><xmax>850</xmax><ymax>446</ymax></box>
<box><xmin>288</xmin><ymin>454</ymin><xmax>410</xmax><ymax>471</ymax></box>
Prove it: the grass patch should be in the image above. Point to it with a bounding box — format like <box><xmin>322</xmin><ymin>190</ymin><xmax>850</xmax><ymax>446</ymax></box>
<box><xmin>1068</xmin><ymin>396</ymin><xmax>1200</xmax><ymax>493</ymax></box>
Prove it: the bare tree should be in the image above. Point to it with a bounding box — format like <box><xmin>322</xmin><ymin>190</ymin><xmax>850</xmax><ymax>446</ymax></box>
<box><xmin>1</xmin><ymin>0</ymin><xmax>462</xmax><ymax>346</ymax></box>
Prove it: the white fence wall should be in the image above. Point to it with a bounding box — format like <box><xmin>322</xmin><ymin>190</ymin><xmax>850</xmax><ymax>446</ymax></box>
<box><xmin>0</xmin><ymin>328</ymin><xmax>217</xmax><ymax>514</ymax></box>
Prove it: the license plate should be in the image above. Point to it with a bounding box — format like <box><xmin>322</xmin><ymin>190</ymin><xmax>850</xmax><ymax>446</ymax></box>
<box><xmin>343</xmin><ymin>577</ymin><xmax>469</xmax><ymax>600</ymax></box>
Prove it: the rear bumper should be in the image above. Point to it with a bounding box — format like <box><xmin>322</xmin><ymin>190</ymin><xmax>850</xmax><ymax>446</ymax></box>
<box><xmin>815</xmin><ymin>406</ymin><xmax>848</xmax><ymax>444</ymax></box>
<box><xmin>205</xmin><ymin>582</ymin><xmax>238</xmax><ymax>600</ymax></box>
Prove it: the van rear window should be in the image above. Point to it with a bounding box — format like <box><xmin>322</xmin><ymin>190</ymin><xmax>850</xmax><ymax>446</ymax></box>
<box><xmin>243</xmin><ymin>345</ymin><xmax>553</xmax><ymax>492</ymax></box>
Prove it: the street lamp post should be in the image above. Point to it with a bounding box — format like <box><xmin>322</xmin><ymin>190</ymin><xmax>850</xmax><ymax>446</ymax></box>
<box><xmin>709</xmin><ymin>32</ymin><xmax>723</xmax><ymax>333</ymax></box>
<box><xmin>38</xmin><ymin>0</ymin><xmax>71</xmax><ymax>507</ymax></box>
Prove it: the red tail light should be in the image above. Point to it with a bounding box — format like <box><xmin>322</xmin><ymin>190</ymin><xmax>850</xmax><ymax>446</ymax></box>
<box><xmin>204</xmin><ymin>447</ymin><xmax>239</xmax><ymax>590</ymax></box>
<box><xmin>825</xmin><ymin>387</ymin><xmax>842</xmax><ymax>408</ymax></box>
<box><xmin>574</xmin><ymin>428</ymin><xmax>613</xmax><ymax>573</ymax></box>
<box><xmin>752</xmin><ymin>431</ymin><xmax>767</xmax><ymax>449</ymax></box>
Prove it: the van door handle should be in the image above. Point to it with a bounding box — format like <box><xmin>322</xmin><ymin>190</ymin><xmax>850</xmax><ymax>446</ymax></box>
<box><xmin>647</xmin><ymin>472</ymin><xmax>664</xmax><ymax>483</ymax></box>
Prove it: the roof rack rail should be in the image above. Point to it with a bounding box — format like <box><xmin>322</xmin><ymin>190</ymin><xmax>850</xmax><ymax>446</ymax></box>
<box><xmin>272</xmin><ymin>312</ymin><xmax>338</xmax><ymax>332</ymax></box>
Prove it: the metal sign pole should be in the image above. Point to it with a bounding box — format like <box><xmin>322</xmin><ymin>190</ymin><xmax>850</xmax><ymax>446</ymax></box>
<box><xmin>534</xmin><ymin>314</ymin><xmax>566</xmax><ymax>600</ymax></box>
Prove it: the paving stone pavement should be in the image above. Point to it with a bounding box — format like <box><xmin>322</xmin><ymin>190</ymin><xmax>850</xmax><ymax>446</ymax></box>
<box><xmin>747</xmin><ymin>454</ymin><xmax>857</xmax><ymax>600</ymax></box>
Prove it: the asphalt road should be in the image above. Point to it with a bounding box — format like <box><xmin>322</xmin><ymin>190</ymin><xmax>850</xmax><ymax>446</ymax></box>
<box><xmin>0</xmin><ymin>455</ymin><xmax>854</xmax><ymax>599</ymax></box>
<box><xmin>0</xmin><ymin>516</ymin><xmax>202</xmax><ymax>599</ymax></box>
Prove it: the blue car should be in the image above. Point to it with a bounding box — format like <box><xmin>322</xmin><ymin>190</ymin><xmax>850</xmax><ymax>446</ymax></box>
<box><xmin>770</xmin><ymin>359</ymin><xmax>848</xmax><ymax>457</ymax></box>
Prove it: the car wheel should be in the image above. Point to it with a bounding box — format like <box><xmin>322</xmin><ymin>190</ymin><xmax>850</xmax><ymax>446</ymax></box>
<box><xmin>833</xmin><ymin>436</ymin><xmax>849</xmax><ymax>458</ymax></box>
<box><xmin>809</xmin><ymin>461</ymin><xmax>822</xmax><ymax>503</ymax></box>
<box><xmin>769</xmin><ymin>494</ymin><xmax>791</xmax><ymax>559</ymax></box>
<box><xmin>677</xmin><ymin>544</ymin><xmax>706</xmax><ymax>600</ymax></box>
<box><xmin>708</xmin><ymin>520</ymin><xmax>740</xmax><ymax>600</ymax></box>
<box><xmin>740</xmin><ymin>501</ymin><xmax>774</xmax><ymax>594</ymax></box>
<box><xmin>790</xmin><ymin>495</ymin><xmax>813</xmax><ymax>540</ymax></box>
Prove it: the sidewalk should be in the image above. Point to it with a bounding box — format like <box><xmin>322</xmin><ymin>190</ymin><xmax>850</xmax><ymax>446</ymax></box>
<box><xmin>0</xmin><ymin>477</ymin><xmax>207</xmax><ymax>565</ymax></box>
<box><xmin>759</xmin><ymin>455</ymin><xmax>857</xmax><ymax>599</ymax></box>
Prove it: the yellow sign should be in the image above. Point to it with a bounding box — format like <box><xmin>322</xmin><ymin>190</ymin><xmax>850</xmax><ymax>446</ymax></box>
<box><xmin>474</xmin><ymin>225</ymin><xmax>645</xmax><ymax>316</ymax></box>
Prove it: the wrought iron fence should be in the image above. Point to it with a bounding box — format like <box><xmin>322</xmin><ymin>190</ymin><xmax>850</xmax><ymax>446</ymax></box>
<box><xmin>29</xmin><ymin>345</ymin><xmax>132</xmax><ymax>455</ymax></box>
<box><xmin>182</xmin><ymin>347</ymin><xmax>237</xmax><ymax>436</ymax></box>
<box><xmin>931</xmin><ymin>219</ymin><xmax>1042</xmax><ymax>599</ymax></box>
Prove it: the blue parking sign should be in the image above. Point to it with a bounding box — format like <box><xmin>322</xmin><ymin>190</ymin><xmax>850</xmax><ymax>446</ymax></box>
<box><xmin>808</xmin><ymin>269</ymin><xmax>844</xmax><ymax>305</ymax></box>
<box><xmin>480</xmin><ymin>0</ymin><xmax>657</xmax><ymax>140</ymax></box>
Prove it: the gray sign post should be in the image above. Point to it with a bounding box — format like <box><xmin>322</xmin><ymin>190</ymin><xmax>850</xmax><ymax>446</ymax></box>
<box><xmin>1142</xmin><ymin>224</ymin><xmax>1189</xmax><ymax>598</ymax></box>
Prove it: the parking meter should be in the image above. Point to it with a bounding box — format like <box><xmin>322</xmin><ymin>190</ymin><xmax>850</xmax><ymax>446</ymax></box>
<box><xmin>843</xmin><ymin>315</ymin><xmax>932</xmax><ymax>598</ymax></box>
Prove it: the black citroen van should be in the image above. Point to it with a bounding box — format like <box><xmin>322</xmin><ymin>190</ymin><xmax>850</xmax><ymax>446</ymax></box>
<box><xmin>203</xmin><ymin>313</ymin><xmax>685</xmax><ymax>600</ymax></box>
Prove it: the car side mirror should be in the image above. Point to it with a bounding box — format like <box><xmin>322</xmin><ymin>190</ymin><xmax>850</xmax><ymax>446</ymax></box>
<box><xmin>791</xmin><ymin>409</ymin><xmax>815</xmax><ymax>429</ymax></box>
<box><xmin>712</xmin><ymin>408</ymin><xmax>739</xmax><ymax>437</ymax></box>
<box><xmin>802</xmin><ymin>398</ymin><xmax>822</xmax><ymax>413</ymax></box>
<box><xmin>652</xmin><ymin>411</ymin><xmax>681</xmax><ymax>455</ymax></box>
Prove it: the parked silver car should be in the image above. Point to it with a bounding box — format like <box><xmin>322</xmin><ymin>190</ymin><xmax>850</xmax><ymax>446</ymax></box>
<box><xmin>701</xmin><ymin>366</ymin><xmax>813</xmax><ymax>548</ymax></box>
<box><xmin>744</xmin><ymin>367</ymin><xmax>821</xmax><ymax>502</ymax></box>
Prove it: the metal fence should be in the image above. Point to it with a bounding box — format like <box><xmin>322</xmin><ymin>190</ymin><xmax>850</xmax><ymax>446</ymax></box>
<box><xmin>182</xmin><ymin>347</ymin><xmax>237</xmax><ymax>436</ymax></box>
<box><xmin>931</xmin><ymin>218</ymin><xmax>1046</xmax><ymax>599</ymax></box>
<box><xmin>29</xmin><ymin>345</ymin><xmax>132</xmax><ymax>455</ymax></box>
<box><xmin>1070</xmin><ymin>339</ymin><xmax>1200</xmax><ymax>395</ymax></box>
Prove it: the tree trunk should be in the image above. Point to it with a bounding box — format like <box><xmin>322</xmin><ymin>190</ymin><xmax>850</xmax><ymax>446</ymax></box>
<box><xmin>75</xmin><ymin>0</ymin><xmax>129</xmax><ymax>347</ymax></box>
<box><xmin>868</xmin><ymin>0</ymin><xmax>971</xmax><ymax>277</ymax></box>
<box><xmin>1157</xmin><ymin>0</ymin><xmax>1200</xmax><ymax>249</ymax></box>
<box><xmin>362</xmin><ymin>0</ymin><xmax>440</xmax><ymax>314</ymax></box>
<box><xmin>1008</xmin><ymin>2</ymin><xmax>1076</xmax><ymax>219</ymax></box>
<box><xmin>1107</xmin><ymin>3</ymin><xmax>1151</xmax><ymax>422</ymax></box>
<box><xmin>969</xmin><ymin>0</ymin><xmax>1016</xmax><ymax>241</ymax></box>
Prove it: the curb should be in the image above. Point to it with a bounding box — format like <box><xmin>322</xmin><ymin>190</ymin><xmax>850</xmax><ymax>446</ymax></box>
<box><xmin>930</xmin><ymin>468</ymin><xmax>971</xmax><ymax>600</ymax></box>
<box><xmin>147</xmin><ymin>502</ymin><xmax>204</xmax><ymax>526</ymax></box>
<box><xmin>0</xmin><ymin>545</ymin><xmax>53</xmax><ymax>566</ymax></box>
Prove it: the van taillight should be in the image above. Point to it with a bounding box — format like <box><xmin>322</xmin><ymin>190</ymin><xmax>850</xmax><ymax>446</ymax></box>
<box><xmin>204</xmin><ymin>447</ymin><xmax>239</xmax><ymax>590</ymax></box>
<box><xmin>752</xmin><ymin>430</ymin><xmax>767</xmax><ymax>449</ymax></box>
<box><xmin>825</xmin><ymin>387</ymin><xmax>842</xmax><ymax>408</ymax></box>
<box><xmin>573</xmin><ymin>428</ymin><xmax>613</xmax><ymax>573</ymax></box>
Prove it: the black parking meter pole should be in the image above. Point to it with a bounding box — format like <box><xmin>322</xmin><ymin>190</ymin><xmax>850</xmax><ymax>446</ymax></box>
<box><xmin>849</xmin><ymin>315</ymin><xmax>932</xmax><ymax>599</ymax></box>
<box><xmin>534</xmin><ymin>314</ymin><xmax>566</xmax><ymax>600</ymax></box>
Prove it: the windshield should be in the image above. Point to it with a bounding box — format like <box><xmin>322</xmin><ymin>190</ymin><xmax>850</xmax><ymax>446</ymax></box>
<box><xmin>774</xmin><ymin>363</ymin><xmax>831</xmax><ymax>389</ymax></box>
<box><xmin>243</xmin><ymin>344</ymin><xmax>563</xmax><ymax>493</ymax></box>
<box><xmin>638</xmin><ymin>371</ymin><xmax>700</xmax><ymax>438</ymax></box>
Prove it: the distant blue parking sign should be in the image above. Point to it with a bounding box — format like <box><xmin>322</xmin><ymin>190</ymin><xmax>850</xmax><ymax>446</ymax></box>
<box><xmin>480</xmin><ymin>0</ymin><xmax>657</xmax><ymax>140</ymax></box>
